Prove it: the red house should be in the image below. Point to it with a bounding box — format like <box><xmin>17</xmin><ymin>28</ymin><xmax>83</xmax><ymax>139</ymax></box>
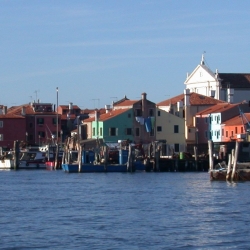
<box><xmin>0</xmin><ymin>102</ymin><xmax>61</xmax><ymax>149</ymax></box>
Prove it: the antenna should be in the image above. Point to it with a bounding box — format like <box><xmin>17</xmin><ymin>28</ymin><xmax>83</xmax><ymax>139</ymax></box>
<box><xmin>34</xmin><ymin>90</ymin><xmax>39</xmax><ymax>102</ymax></box>
<box><xmin>110</xmin><ymin>97</ymin><xmax>117</xmax><ymax>104</ymax></box>
<box><xmin>91</xmin><ymin>98</ymin><xmax>100</xmax><ymax>109</ymax></box>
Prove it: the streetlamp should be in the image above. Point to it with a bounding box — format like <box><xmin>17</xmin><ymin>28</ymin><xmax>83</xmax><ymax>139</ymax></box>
<box><xmin>196</xmin><ymin>128</ymin><xmax>199</xmax><ymax>145</ymax></box>
<box><xmin>26</xmin><ymin>132</ymin><xmax>28</xmax><ymax>146</ymax></box>
<box><xmin>55</xmin><ymin>87</ymin><xmax>59</xmax><ymax>169</ymax></box>
<box><xmin>56</xmin><ymin>87</ymin><xmax>59</xmax><ymax>144</ymax></box>
<box><xmin>60</xmin><ymin>130</ymin><xmax>63</xmax><ymax>149</ymax></box>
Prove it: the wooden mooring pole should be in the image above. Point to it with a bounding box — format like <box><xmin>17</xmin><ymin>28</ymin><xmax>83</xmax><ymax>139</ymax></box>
<box><xmin>226</xmin><ymin>153</ymin><xmax>232</xmax><ymax>181</ymax></box>
<box><xmin>78</xmin><ymin>145</ymin><xmax>82</xmax><ymax>173</ymax></box>
<box><xmin>13</xmin><ymin>140</ymin><xmax>20</xmax><ymax>170</ymax></box>
<box><xmin>231</xmin><ymin>141</ymin><xmax>240</xmax><ymax>181</ymax></box>
<box><xmin>208</xmin><ymin>140</ymin><xmax>213</xmax><ymax>171</ymax></box>
<box><xmin>194</xmin><ymin>146</ymin><xmax>198</xmax><ymax>171</ymax></box>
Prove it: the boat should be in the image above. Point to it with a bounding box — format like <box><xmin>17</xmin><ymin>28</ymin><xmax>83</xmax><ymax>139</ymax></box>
<box><xmin>209</xmin><ymin>141</ymin><xmax>250</xmax><ymax>181</ymax></box>
<box><xmin>18</xmin><ymin>151</ymin><xmax>47</xmax><ymax>169</ymax></box>
<box><xmin>0</xmin><ymin>148</ymin><xmax>55</xmax><ymax>170</ymax></box>
<box><xmin>0</xmin><ymin>152</ymin><xmax>14</xmax><ymax>170</ymax></box>
<box><xmin>62</xmin><ymin>149</ymin><xmax>136</xmax><ymax>173</ymax></box>
<box><xmin>210</xmin><ymin>161</ymin><xmax>250</xmax><ymax>181</ymax></box>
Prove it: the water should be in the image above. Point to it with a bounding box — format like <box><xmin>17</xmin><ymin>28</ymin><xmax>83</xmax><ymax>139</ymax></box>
<box><xmin>0</xmin><ymin>170</ymin><xmax>250</xmax><ymax>249</ymax></box>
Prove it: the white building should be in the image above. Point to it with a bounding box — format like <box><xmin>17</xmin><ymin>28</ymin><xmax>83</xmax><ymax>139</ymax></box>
<box><xmin>184</xmin><ymin>54</ymin><xmax>250</xmax><ymax>104</ymax></box>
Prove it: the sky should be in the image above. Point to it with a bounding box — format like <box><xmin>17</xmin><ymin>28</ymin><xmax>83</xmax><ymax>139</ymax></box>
<box><xmin>1</xmin><ymin>1</ymin><xmax>250</xmax><ymax>109</ymax></box>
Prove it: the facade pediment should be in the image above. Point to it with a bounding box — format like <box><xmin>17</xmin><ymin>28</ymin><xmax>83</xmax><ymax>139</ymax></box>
<box><xmin>185</xmin><ymin>64</ymin><xmax>217</xmax><ymax>85</ymax></box>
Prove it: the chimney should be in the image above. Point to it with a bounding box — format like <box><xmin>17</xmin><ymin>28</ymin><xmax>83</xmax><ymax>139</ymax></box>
<box><xmin>184</xmin><ymin>89</ymin><xmax>190</xmax><ymax>106</ymax></box>
<box><xmin>227</xmin><ymin>88</ymin><xmax>234</xmax><ymax>103</ymax></box>
<box><xmin>69</xmin><ymin>102</ymin><xmax>73</xmax><ymax>114</ymax></box>
<box><xmin>3</xmin><ymin>106</ymin><xmax>7</xmax><ymax>115</ymax></box>
<box><xmin>141</xmin><ymin>92</ymin><xmax>147</xmax><ymax>114</ymax></box>
<box><xmin>21</xmin><ymin>106</ymin><xmax>26</xmax><ymax>115</ymax></box>
<box><xmin>177</xmin><ymin>101</ymin><xmax>183</xmax><ymax>111</ymax></box>
<box><xmin>95</xmin><ymin>109</ymin><xmax>99</xmax><ymax>122</ymax></box>
<box><xmin>105</xmin><ymin>105</ymin><xmax>111</xmax><ymax>113</ymax></box>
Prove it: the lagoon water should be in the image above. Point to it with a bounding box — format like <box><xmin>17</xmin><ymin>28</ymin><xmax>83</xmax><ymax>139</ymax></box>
<box><xmin>0</xmin><ymin>170</ymin><xmax>250</xmax><ymax>249</ymax></box>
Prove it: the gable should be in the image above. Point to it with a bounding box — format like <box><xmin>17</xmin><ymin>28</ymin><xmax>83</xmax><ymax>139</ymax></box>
<box><xmin>185</xmin><ymin>64</ymin><xmax>217</xmax><ymax>85</ymax></box>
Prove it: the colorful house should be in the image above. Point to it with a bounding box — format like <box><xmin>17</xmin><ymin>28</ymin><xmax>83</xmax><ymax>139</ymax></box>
<box><xmin>157</xmin><ymin>91</ymin><xmax>224</xmax><ymax>146</ymax></box>
<box><xmin>0</xmin><ymin>101</ymin><xmax>61</xmax><ymax>147</ymax></box>
<box><xmin>113</xmin><ymin>93</ymin><xmax>156</xmax><ymax>144</ymax></box>
<box><xmin>195</xmin><ymin>102</ymin><xmax>250</xmax><ymax>144</ymax></box>
<box><xmin>82</xmin><ymin>108</ymin><xmax>133</xmax><ymax>143</ymax></box>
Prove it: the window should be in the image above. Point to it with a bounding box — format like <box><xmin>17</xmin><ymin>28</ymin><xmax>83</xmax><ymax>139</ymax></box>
<box><xmin>37</xmin><ymin>118</ymin><xmax>44</xmax><ymax>125</ymax></box>
<box><xmin>157</xmin><ymin>126</ymin><xmax>162</xmax><ymax>132</ymax></box>
<box><xmin>128</xmin><ymin>113</ymin><xmax>131</xmax><ymax>118</ymax></box>
<box><xmin>126</xmin><ymin>128</ymin><xmax>132</xmax><ymax>135</ymax></box>
<box><xmin>0</xmin><ymin>134</ymin><xmax>3</xmax><ymax>141</ymax></box>
<box><xmin>241</xmin><ymin>127</ymin><xmax>244</xmax><ymax>133</ymax></box>
<box><xmin>231</xmin><ymin>131</ymin><xmax>233</xmax><ymax>137</ymax></box>
<box><xmin>52</xmin><ymin>118</ymin><xmax>57</xmax><ymax>125</ymax></box>
<box><xmin>222</xmin><ymin>129</ymin><xmax>224</xmax><ymax>136</ymax></box>
<box><xmin>226</xmin><ymin>131</ymin><xmax>228</xmax><ymax>137</ymax></box>
<box><xmin>38</xmin><ymin>131</ymin><xmax>45</xmax><ymax>138</ymax></box>
<box><xmin>135</xmin><ymin>128</ymin><xmax>140</xmax><ymax>136</ymax></box>
<box><xmin>109</xmin><ymin>127</ymin><xmax>117</xmax><ymax>136</ymax></box>
<box><xmin>93</xmin><ymin>127</ymin><xmax>95</xmax><ymax>136</ymax></box>
<box><xmin>150</xmin><ymin>128</ymin><xmax>154</xmax><ymax>136</ymax></box>
<box><xmin>135</xmin><ymin>109</ymin><xmax>142</xmax><ymax>116</ymax></box>
<box><xmin>29</xmin><ymin>123</ymin><xmax>33</xmax><ymax>128</ymax></box>
<box><xmin>174</xmin><ymin>144</ymin><xmax>179</xmax><ymax>152</ymax></box>
<box><xmin>158</xmin><ymin>110</ymin><xmax>161</xmax><ymax>116</ymax></box>
<box><xmin>174</xmin><ymin>125</ymin><xmax>179</xmax><ymax>133</ymax></box>
<box><xmin>235</xmin><ymin>127</ymin><xmax>237</xmax><ymax>134</ymax></box>
<box><xmin>0</xmin><ymin>121</ymin><xmax>3</xmax><ymax>128</ymax></box>
<box><xmin>149</xmin><ymin>109</ymin><xmax>154</xmax><ymax>116</ymax></box>
<box><xmin>100</xmin><ymin>128</ymin><xmax>103</xmax><ymax>136</ymax></box>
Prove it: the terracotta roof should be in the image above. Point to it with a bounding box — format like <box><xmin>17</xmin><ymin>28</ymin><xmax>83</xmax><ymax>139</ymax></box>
<box><xmin>59</xmin><ymin>105</ymin><xmax>80</xmax><ymax>109</ymax></box>
<box><xmin>84</xmin><ymin>109</ymin><xmax>129</xmax><ymax>122</ymax></box>
<box><xmin>61</xmin><ymin>114</ymin><xmax>77</xmax><ymax>120</ymax></box>
<box><xmin>86</xmin><ymin>108</ymin><xmax>106</xmax><ymax>115</ymax></box>
<box><xmin>196</xmin><ymin>103</ymin><xmax>239</xmax><ymax>115</ymax></box>
<box><xmin>0</xmin><ymin>113</ymin><xmax>24</xmax><ymax>119</ymax></box>
<box><xmin>7</xmin><ymin>104</ymin><xmax>57</xmax><ymax>116</ymax></box>
<box><xmin>224</xmin><ymin>113</ymin><xmax>250</xmax><ymax>126</ymax></box>
<box><xmin>157</xmin><ymin>94</ymin><xmax>184</xmax><ymax>106</ymax></box>
<box><xmin>157</xmin><ymin>92</ymin><xmax>224</xmax><ymax>106</ymax></box>
<box><xmin>218</xmin><ymin>73</ymin><xmax>250</xmax><ymax>89</ymax></box>
<box><xmin>114</xmin><ymin>100</ymin><xmax>139</xmax><ymax>107</ymax></box>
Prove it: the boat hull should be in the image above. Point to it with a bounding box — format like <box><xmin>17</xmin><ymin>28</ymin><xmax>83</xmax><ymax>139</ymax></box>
<box><xmin>62</xmin><ymin>163</ymin><xmax>131</xmax><ymax>173</ymax></box>
<box><xmin>210</xmin><ymin>169</ymin><xmax>250</xmax><ymax>181</ymax></box>
<box><xmin>18</xmin><ymin>161</ymin><xmax>46</xmax><ymax>169</ymax></box>
<box><xmin>0</xmin><ymin>159</ymin><xmax>14</xmax><ymax>169</ymax></box>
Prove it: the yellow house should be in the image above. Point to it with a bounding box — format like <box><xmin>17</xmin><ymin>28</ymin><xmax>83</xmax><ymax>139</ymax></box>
<box><xmin>155</xmin><ymin>107</ymin><xmax>185</xmax><ymax>154</ymax></box>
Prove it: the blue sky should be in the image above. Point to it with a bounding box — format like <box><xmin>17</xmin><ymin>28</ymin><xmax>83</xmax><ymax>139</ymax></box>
<box><xmin>1</xmin><ymin>1</ymin><xmax>250</xmax><ymax>109</ymax></box>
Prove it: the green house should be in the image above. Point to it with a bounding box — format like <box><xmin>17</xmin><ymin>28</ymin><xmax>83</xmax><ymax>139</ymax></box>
<box><xmin>84</xmin><ymin>108</ymin><xmax>134</xmax><ymax>143</ymax></box>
